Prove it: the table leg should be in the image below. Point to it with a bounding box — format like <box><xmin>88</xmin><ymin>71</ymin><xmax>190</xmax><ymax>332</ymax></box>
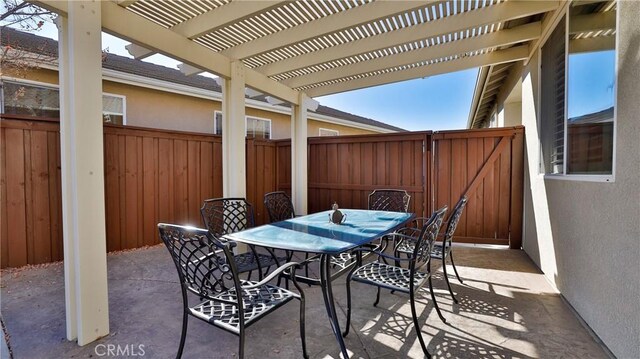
<box><xmin>319</xmin><ymin>254</ymin><xmax>350</xmax><ymax>359</ymax></box>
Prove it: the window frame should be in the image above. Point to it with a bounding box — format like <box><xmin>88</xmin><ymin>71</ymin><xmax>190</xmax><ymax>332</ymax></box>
<box><xmin>214</xmin><ymin>110</ymin><xmax>222</xmax><ymax>135</ymax></box>
<box><xmin>537</xmin><ymin>1</ymin><xmax>618</xmax><ymax>183</ymax></box>
<box><xmin>319</xmin><ymin>127</ymin><xmax>339</xmax><ymax>136</ymax></box>
<box><xmin>1</xmin><ymin>78</ymin><xmax>128</xmax><ymax>125</ymax></box>
<box><xmin>1</xmin><ymin>78</ymin><xmax>60</xmax><ymax>118</ymax></box>
<box><xmin>245</xmin><ymin>115</ymin><xmax>272</xmax><ymax>140</ymax></box>
<box><xmin>213</xmin><ymin>111</ymin><xmax>273</xmax><ymax>139</ymax></box>
<box><xmin>102</xmin><ymin>92</ymin><xmax>127</xmax><ymax>125</ymax></box>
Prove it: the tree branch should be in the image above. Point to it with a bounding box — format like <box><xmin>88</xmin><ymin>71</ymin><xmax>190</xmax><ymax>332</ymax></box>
<box><xmin>0</xmin><ymin>1</ymin><xmax>29</xmax><ymax>21</ymax></box>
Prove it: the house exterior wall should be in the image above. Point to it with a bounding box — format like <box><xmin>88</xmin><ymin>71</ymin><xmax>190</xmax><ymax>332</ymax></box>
<box><xmin>519</xmin><ymin>2</ymin><xmax>640</xmax><ymax>358</ymax></box>
<box><xmin>3</xmin><ymin>67</ymin><xmax>382</xmax><ymax>138</ymax></box>
<box><xmin>502</xmin><ymin>101</ymin><xmax>521</xmax><ymax>127</ymax></box>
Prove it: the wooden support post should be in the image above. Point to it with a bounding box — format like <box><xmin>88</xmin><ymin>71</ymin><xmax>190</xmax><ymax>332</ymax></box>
<box><xmin>57</xmin><ymin>1</ymin><xmax>109</xmax><ymax>345</ymax></box>
<box><xmin>291</xmin><ymin>93</ymin><xmax>308</xmax><ymax>214</ymax></box>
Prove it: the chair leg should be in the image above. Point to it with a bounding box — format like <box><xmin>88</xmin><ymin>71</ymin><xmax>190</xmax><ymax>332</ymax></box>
<box><xmin>343</xmin><ymin>275</ymin><xmax>353</xmax><ymax>337</ymax></box>
<box><xmin>238</xmin><ymin>327</ymin><xmax>245</xmax><ymax>359</ymax></box>
<box><xmin>442</xmin><ymin>257</ymin><xmax>458</xmax><ymax>304</ymax></box>
<box><xmin>246</xmin><ymin>270</ymin><xmax>252</xmax><ymax>281</ymax></box>
<box><xmin>373</xmin><ymin>286</ymin><xmax>381</xmax><ymax>307</ymax></box>
<box><xmin>299</xmin><ymin>296</ymin><xmax>308</xmax><ymax>358</ymax></box>
<box><xmin>428</xmin><ymin>274</ymin><xmax>447</xmax><ymax>323</ymax></box>
<box><xmin>409</xmin><ymin>290</ymin><xmax>432</xmax><ymax>359</ymax></box>
<box><xmin>176</xmin><ymin>309</ymin><xmax>188</xmax><ymax>359</ymax></box>
<box><xmin>449</xmin><ymin>251</ymin><xmax>463</xmax><ymax>284</ymax></box>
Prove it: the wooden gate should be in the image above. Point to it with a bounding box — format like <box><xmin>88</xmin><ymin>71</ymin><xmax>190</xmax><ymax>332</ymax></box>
<box><xmin>432</xmin><ymin>127</ymin><xmax>524</xmax><ymax>247</ymax></box>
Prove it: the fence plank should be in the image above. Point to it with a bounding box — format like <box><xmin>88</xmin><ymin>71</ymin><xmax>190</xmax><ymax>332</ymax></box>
<box><xmin>30</xmin><ymin>131</ymin><xmax>52</xmax><ymax>263</ymax></box>
<box><xmin>1</xmin><ymin>128</ymin><xmax>9</xmax><ymax>266</ymax></box>
<box><xmin>4</xmin><ymin>128</ymin><xmax>28</xmax><ymax>267</ymax></box>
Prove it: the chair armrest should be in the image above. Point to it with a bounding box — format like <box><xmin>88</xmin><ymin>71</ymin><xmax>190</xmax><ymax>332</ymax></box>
<box><xmin>241</xmin><ymin>262</ymin><xmax>301</xmax><ymax>290</ymax></box>
<box><xmin>349</xmin><ymin>242</ymin><xmax>412</xmax><ymax>263</ymax></box>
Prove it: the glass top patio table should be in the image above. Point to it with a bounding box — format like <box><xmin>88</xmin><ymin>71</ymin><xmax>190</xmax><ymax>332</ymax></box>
<box><xmin>224</xmin><ymin>209</ymin><xmax>415</xmax><ymax>254</ymax></box>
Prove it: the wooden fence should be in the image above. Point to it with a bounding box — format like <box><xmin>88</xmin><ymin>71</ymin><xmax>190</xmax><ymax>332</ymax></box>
<box><xmin>103</xmin><ymin>125</ymin><xmax>223</xmax><ymax>252</ymax></box>
<box><xmin>306</xmin><ymin>132</ymin><xmax>430</xmax><ymax>217</ymax></box>
<box><xmin>1</xmin><ymin>115</ymin><xmax>524</xmax><ymax>268</ymax></box>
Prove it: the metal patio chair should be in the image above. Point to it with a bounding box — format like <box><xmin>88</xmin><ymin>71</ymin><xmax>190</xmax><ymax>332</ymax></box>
<box><xmin>263</xmin><ymin>191</ymin><xmax>313</xmax><ymax>281</ymax></box>
<box><xmin>264</xmin><ymin>191</ymin><xmax>296</xmax><ymax>223</ymax></box>
<box><xmin>368</xmin><ymin>189</ymin><xmax>411</xmax><ymax>252</ymax></box>
<box><xmin>343</xmin><ymin>206</ymin><xmax>448</xmax><ymax>358</ymax></box>
<box><xmin>201</xmin><ymin>198</ymin><xmax>285</xmax><ymax>280</ymax></box>
<box><xmin>368</xmin><ymin>189</ymin><xmax>411</xmax><ymax>213</ymax></box>
<box><xmin>395</xmin><ymin>196</ymin><xmax>468</xmax><ymax>303</ymax></box>
<box><xmin>158</xmin><ymin>224</ymin><xmax>308</xmax><ymax>359</ymax></box>
<box><xmin>329</xmin><ymin>189</ymin><xmax>412</xmax><ymax>271</ymax></box>
<box><xmin>263</xmin><ymin>191</ymin><xmax>356</xmax><ymax>282</ymax></box>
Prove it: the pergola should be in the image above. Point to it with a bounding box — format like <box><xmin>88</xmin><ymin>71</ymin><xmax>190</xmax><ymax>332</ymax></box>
<box><xmin>31</xmin><ymin>0</ymin><xmax>562</xmax><ymax>346</ymax></box>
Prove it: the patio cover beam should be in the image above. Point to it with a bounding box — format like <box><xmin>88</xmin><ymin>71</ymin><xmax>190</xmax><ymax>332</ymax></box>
<box><xmin>283</xmin><ymin>22</ymin><xmax>541</xmax><ymax>89</ymax></box>
<box><xmin>33</xmin><ymin>0</ymin><xmax>300</xmax><ymax>105</ymax></box>
<box><xmin>221</xmin><ymin>0</ymin><xmax>435</xmax><ymax>60</ymax></box>
<box><xmin>569</xmin><ymin>11</ymin><xmax>616</xmax><ymax>34</ymax></box>
<box><xmin>257</xmin><ymin>1</ymin><xmax>559</xmax><ymax>77</ymax></box>
<box><xmin>124</xmin><ymin>43</ymin><xmax>153</xmax><ymax>60</ymax></box>
<box><xmin>306</xmin><ymin>46</ymin><xmax>529</xmax><ymax>97</ymax></box>
<box><xmin>170</xmin><ymin>1</ymin><xmax>286</xmax><ymax>39</ymax></box>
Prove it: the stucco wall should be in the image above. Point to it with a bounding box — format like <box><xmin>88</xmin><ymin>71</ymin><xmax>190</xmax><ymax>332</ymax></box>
<box><xmin>520</xmin><ymin>3</ymin><xmax>640</xmax><ymax>357</ymax></box>
<box><xmin>5</xmin><ymin>67</ymin><xmax>381</xmax><ymax>138</ymax></box>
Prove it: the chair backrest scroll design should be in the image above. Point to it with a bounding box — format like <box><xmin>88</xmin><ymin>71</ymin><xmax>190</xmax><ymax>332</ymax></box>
<box><xmin>411</xmin><ymin>206</ymin><xmax>448</xmax><ymax>270</ymax></box>
<box><xmin>368</xmin><ymin>189</ymin><xmax>411</xmax><ymax>212</ymax></box>
<box><xmin>264</xmin><ymin>191</ymin><xmax>296</xmax><ymax>222</ymax></box>
<box><xmin>201</xmin><ymin>198</ymin><xmax>255</xmax><ymax>240</ymax></box>
<box><xmin>158</xmin><ymin>224</ymin><xmax>240</xmax><ymax>301</ymax></box>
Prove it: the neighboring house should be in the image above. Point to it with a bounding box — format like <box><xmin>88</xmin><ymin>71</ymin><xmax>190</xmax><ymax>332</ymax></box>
<box><xmin>467</xmin><ymin>1</ymin><xmax>639</xmax><ymax>358</ymax></box>
<box><xmin>0</xmin><ymin>27</ymin><xmax>404</xmax><ymax>138</ymax></box>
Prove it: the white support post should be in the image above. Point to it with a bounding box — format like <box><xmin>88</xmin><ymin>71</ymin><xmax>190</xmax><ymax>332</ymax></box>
<box><xmin>221</xmin><ymin>61</ymin><xmax>247</xmax><ymax>198</ymax></box>
<box><xmin>57</xmin><ymin>1</ymin><xmax>109</xmax><ymax>346</ymax></box>
<box><xmin>221</xmin><ymin>62</ymin><xmax>247</xmax><ymax>252</ymax></box>
<box><xmin>291</xmin><ymin>93</ymin><xmax>309</xmax><ymax>215</ymax></box>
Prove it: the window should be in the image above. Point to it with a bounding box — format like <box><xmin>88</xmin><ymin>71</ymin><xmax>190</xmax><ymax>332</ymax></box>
<box><xmin>539</xmin><ymin>1</ymin><xmax>616</xmax><ymax>179</ymax></box>
<box><xmin>246</xmin><ymin>116</ymin><xmax>271</xmax><ymax>139</ymax></box>
<box><xmin>102</xmin><ymin>94</ymin><xmax>126</xmax><ymax>125</ymax></box>
<box><xmin>214</xmin><ymin>111</ymin><xmax>223</xmax><ymax>135</ymax></box>
<box><xmin>213</xmin><ymin>111</ymin><xmax>272</xmax><ymax>139</ymax></box>
<box><xmin>1</xmin><ymin>80</ymin><xmax>126</xmax><ymax>124</ymax></box>
<box><xmin>319</xmin><ymin>128</ymin><xmax>339</xmax><ymax>136</ymax></box>
<box><xmin>1</xmin><ymin>81</ymin><xmax>60</xmax><ymax>118</ymax></box>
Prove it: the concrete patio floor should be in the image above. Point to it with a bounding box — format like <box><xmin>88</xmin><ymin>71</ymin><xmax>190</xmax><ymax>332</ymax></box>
<box><xmin>1</xmin><ymin>245</ymin><xmax>608</xmax><ymax>358</ymax></box>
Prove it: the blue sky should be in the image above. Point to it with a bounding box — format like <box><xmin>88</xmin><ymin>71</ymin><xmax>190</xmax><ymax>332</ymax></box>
<box><xmin>11</xmin><ymin>23</ymin><xmax>478</xmax><ymax>131</ymax></box>
<box><xmin>568</xmin><ymin>50</ymin><xmax>615</xmax><ymax>119</ymax></box>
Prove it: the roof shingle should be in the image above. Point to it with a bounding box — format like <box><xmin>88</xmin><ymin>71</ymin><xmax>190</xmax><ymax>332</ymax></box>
<box><xmin>1</xmin><ymin>26</ymin><xmax>404</xmax><ymax>132</ymax></box>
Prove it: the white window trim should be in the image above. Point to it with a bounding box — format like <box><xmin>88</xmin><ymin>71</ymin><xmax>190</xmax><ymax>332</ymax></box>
<box><xmin>214</xmin><ymin>111</ymin><xmax>273</xmax><ymax>139</ymax></box>
<box><xmin>102</xmin><ymin>92</ymin><xmax>127</xmax><ymax>125</ymax></box>
<box><xmin>537</xmin><ymin>3</ymin><xmax>618</xmax><ymax>183</ymax></box>
<box><xmin>1</xmin><ymin>77</ymin><xmax>128</xmax><ymax>125</ymax></box>
<box><xmin>245</xmin><ymin>115</ymin><xmax>272</xmax><ymax>140</ymax></box>
<box><xmin>214</xmin><ymin>110</ymin><xmax>222</xmax><ymax>135</ymax></box>
<box><xmin>319</xmin><ymin>127</ymin><xmax>339</xmax><ymax>136</ymax></box>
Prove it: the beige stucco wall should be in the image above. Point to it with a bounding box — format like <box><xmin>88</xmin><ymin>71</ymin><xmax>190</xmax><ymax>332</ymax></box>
<box><xmin>519</xmin><ymin>3</ymin><xmax>640</xmax><ymax>358</ymax></box>
<box><xmin>5</xmin><ymin>67</ymin><xmax>381</xmax><ymax>138</ymax></box>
